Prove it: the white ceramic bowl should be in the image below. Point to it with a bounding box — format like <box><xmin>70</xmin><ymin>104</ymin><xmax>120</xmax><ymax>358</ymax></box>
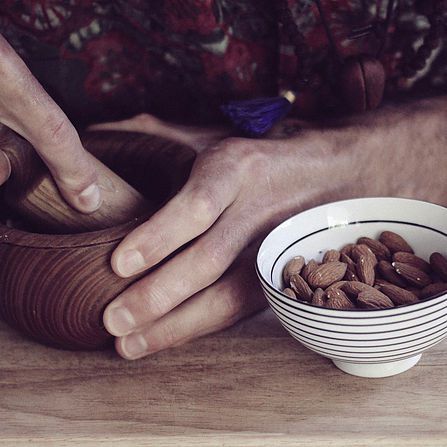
<box><xmin>256</xmin><ymin>198</ymin><xmax>447</xmax><ymax>378</ymax></box>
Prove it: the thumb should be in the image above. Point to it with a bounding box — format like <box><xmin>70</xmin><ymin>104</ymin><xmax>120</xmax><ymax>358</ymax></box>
<box><xmin>0</xmin><ymin>149</ymin><xmax>11</xmax><ymax>185</ymax></box>
<box><xmin>0</xmin><ymin>35</ymin><xmax>101</xmax><ymax>214</ymax></box>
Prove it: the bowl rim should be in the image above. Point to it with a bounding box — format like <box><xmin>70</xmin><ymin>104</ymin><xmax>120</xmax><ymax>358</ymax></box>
<box><xmin>0</xmin><ymin>130</ymin><xmax>196</xmax><ymax>250</ymax></box>
<box><xmin>0</xmin><ymin>215</ymin><xmax>147</xmax><ymax>249</ymax></box>
<box><xmin>256</xmin><ymin>197</ymin><xmax>447</xmax><ymax>314</ymax></box>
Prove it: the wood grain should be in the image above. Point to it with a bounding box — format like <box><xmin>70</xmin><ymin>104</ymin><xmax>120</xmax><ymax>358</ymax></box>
<box><xmin>0</xmin><ymin>131</ymin><xmax>195</xmax><ymax>350</ymax></box>
<box><xmin>0</xmin><ymin>310</ymin><xmax>446</xmax><ymax>446</ymax></box>
<box><xmin>0</xmin><ymin>130</ymin><xmax>195</xmax><ymax>233</ymax></box>
<box><xmin>0</xmin><ymin>129</ymin><xmax>150</xmax><ymax>233</ymax></box>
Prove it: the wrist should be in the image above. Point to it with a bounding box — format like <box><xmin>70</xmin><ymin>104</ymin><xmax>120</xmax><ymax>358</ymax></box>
<box><xmin>272</xmin><ymin>130</ymin><xmax>355</xmax><ymax>214</ymax></box>
<box><xmin>309</xmin><ymin>97</ymin><xmax>447</xmax><ymax>204</ymax></box>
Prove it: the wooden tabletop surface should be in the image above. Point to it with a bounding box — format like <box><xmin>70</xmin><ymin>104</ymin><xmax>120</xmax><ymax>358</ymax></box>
<box><xmin>1</xmin><ymin>309</ymin><xmax>446</xmax><ymax>447</ymax></box>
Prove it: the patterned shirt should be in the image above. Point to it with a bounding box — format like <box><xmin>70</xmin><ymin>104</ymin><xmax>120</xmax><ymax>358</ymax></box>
<box><xmin>0</xmin><ymin>1</ymin><xmax>446</xmax><ymax>127</ymax></box>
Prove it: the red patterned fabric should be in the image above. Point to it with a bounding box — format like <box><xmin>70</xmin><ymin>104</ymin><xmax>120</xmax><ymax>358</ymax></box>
<box><xmin>0</xmin><ymin>1</ymin><xmax>446</xmax><ymax>126</ymax></box>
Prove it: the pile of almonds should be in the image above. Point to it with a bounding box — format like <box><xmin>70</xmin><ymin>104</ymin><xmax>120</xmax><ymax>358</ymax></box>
<box><xmin>282</xmin><ymin>231</ymin><xmax>447</xmax><ymax>310</ymax></box>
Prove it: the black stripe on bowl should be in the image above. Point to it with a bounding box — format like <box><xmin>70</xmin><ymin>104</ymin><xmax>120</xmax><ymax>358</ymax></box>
<box><xmin>263</xmin><ymin>285</ymin><xmax>447</xmax><ymax>327</ymax></box>
<box><xmin>274</xmin><ymin>308</ymin><xmax>447</xmax><ymax>347</ymax></box>
<box><xmin>257</xmin><ymin>265</ymin><xmax>447</xmax><ymax>319</ymax></box>
<box><xmin>278</xmin><ymin>315</ymin><xmax>447</xmax><ymax>348</ymax></box>
<box><xmin>271</xmin><ymin>219</ymin><xmax>446</xmax><ymax>281</ymax></box>
<box><xmin>266</xmin><ymin>295</ymin><xmax>447</xmax><ymax>336</ymax></box>
<box><xmin>284</xmin><ymin>323</ymin><xmax>447</xmax><ymax>354</ymax></box>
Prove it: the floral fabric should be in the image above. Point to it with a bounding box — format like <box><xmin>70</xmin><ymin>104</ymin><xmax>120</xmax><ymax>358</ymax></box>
<box><xmin>0</xmin><ymin>1</ymin><xmax>446</xmax><ymax>126</ymax></box>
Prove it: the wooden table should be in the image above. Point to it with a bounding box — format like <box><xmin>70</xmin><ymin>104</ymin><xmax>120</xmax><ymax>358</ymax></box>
<box><xmin>1</xmin><ymin>309</ymin><xmax>446</xmax><ymax>446</ymax></box>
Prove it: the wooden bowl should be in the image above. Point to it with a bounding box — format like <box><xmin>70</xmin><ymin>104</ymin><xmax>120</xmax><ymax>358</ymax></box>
<box><xmin>0</xmin><ymin>131</ymin><xmax>195</xmax><ymax>350</ymax></box>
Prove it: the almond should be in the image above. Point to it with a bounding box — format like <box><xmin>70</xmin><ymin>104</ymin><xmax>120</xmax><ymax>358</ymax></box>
<box><xmin>357</xmin><ymin>237</ymin><xmax>391</xmax><ymax>261</ymax></box>
<box><xmin>374</xmin><ymin>278</ymin><xmax>394</xmax><ymax>288</ymax></box>
<box><xmin>307</xmin><ymin>262</ymin><xmax>347</xmax><ymax>289</ymax></box>
<box><xmin>392</xmin><ymin>252</ymin><xmax>431</xmax><ymax>274</ymax></box>
<box><xmin>326</xmin><ymin>289</ymin><xmax>356</xmax><ymax>310</ymax></box>
<box><xmin>340</xmin><ymin>253</ymin><xmax>356</xmax><ymax>267</ymax></box>
<box><xmin>323</xmin><ymin>249</ymin><xmax>340</xmax><ymax>263</ymax></box>
<box><xmin>311</xmin><ymin>288</ymin><xmax>326</xmax><ymax>307</ymax></box>
<box><xmin>392</xmin><ymin>262</ymin><xmax>432</xmax><ymax>288</ymax></box>
<box><xmin>340</xmin><ymin>243</ymin><xmax>355</xmax><ymax>257</ymax></box>
<box><xmin>357</xmin><ymin>290</ymin><xmax>394</xmax><ymax>309</ymax></box>
<box><xmin>407</xmin><ymin>288</ymin><xmax>423</xmax><ymax>299</ymax></box>
<box><xmin>283</xmin><ymin>287</ymin><xmax>296</xmax><ymax>299</ymax></box>
<box><xmin>429</xmin><ymin>252</ymin><xmax>447</xmax><ymax>282</ymax></box>
<box><xmin>283</xmin><ymin>256</ymin><xmax>306</xmax><ymax>284</ymax></box>
<box><xmin>351</xmin><ymin>244</ymin><xmax>377</xmax><ymax>265</ymax></box>
<box><xmin>379</xmin><ymin>284</ymin><xmax>419</xmax><ymax>306</ymax></box>
<box><xmin>281</xmin><ymin>231</ymin><xmax>443</xmax><ymax>311</ymax></box>
<box><xmin>326</xmin><ymin>280</ymin><xmax>348</xmax><ymax>291</ymax></box>
<box><xmin>377</xmin><ymin>260</ymin><xmax>408</xmax><ymax>288</ymax></box>
<box><xmin>356</xmin><ymin>254</ymin><xmax>375</xmax><ymax>286</ymax></box>
<box><xmin>379</xmin><ymin>231</ymin><xmax>414</xmax><ymax>254</ymax></box>
<box><xmin>344</xmin><ymin>265</ymin><xmax>359</xmax><ymax>282</ymax></box>
<box><xmin>290</xmin><ymin>274</ymin><xmax>313</xmax><ymax>301</ymax></box>
<box><xmin>431</xmin><ymin>273</ymin><xmax>443</xmax><ymax>283</ymax></box>
<box><xmin>342</xmin><ymin>281</ymin><xmax>377</xmax><ymax>298</ymax></box>
<box><xmin>420</xmin><ymin>282</ymin><xmax>447</xmax><ymax>300</ymax></box>
<box><xmin>340</xmin><ymin>253</ymin><xmax>358</xmax><ymax>281</ymax></box>
<box><xmin>301</xmin><ymin>259</ymin><xmax>318</xmax><ymax>282</ymax></box>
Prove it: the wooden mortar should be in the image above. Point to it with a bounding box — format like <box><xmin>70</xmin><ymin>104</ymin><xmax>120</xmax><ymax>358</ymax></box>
<box><xmin>0</xmin><ymin>130</ymin><xmax>195</xmax><ymax>350</ymax></box>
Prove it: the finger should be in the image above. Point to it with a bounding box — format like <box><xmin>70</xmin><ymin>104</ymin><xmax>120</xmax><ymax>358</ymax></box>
<box><xmin>0</xmin><ymin>150</ymin><xmax>11</xmax><ymax>185</ymax></box>
<box><xmin>88</xmin><ymin>113</ymin><xmax>230</xmax><ymax>152</ymax></box>
<box><xmin>114</xmin><ymin>244</ymin><xmax>266</xmax><ymax>359</ymax></box>
<box><xmin>104</xmin><ymin>208</ymin><xmax>250</xmax><ymax>336</ymax></box>
<box><xmin>0</xmin><ymin>35</ymin><xmax>101</xmax><ymax>212</ymax></box>
<box><xmin>111</xmin><ymin>150</ymin><xmax>242</xmax><ymax>278</ymax></box>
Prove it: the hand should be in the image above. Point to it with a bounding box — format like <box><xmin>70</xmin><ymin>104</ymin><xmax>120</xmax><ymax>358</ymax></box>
<box><xmin>96</xmin><ymin>114</ymin><xmax>330</xmax><ymax>359</ymax></box>
<box><xmin>0</xmin><ymin>35</ymin><xmax>101</xmax><ymax>212</ymax></box>
<box><xmin>99</xmin><ymin>97</ymin><xmax>447</xmax><ymax>360</ymax></box>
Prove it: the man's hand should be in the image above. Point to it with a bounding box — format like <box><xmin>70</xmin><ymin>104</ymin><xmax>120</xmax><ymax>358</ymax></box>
<box><xmin>98</xmin><ymin>97</ymin><xmax>447</xmax><ymax>360</ymax></box>
<box><xmin>95</xmin><ymin>114</ymin><xmax>336</xmax><ymax>359</ymax></box>
<box><xmin>0</xmin><ymin>35</ymin><xmax>101</xmax><ymax>212</ymax></box>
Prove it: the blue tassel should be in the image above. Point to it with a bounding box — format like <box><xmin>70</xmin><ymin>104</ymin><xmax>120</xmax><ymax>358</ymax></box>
<box><xmin>221</xmin><ymin>91</ymin><xmax>296</xmax><ymax>137</ymax></box>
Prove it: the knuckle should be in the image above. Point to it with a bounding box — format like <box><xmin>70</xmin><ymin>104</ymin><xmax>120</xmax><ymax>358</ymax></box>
<box><xmin>152</xmin><ymin>230</ymin><xmax>170</xmax><ymax>257</ymax></box>
<box><xmin>197</xmin><ymin>238</ymin><xmax>228</xmax><ymax>277</ymax></box>
<box><xmin>214</xmin><ymin>137</ymin><xmax>269</xmax><ymax>174</ymax></box>
<box><xmin>0</xmin><ymin>38</ymin><xmax>16</xmax><ymax>66</ymax></box>
<box><xmin>140</xmin><ymin>281</ymin><xmax>170</xmax><ymax>320</ymax></box>
<box><xmin>134</xmin><ymin>113</ymin><xmax>160</xmax><ymax>129</ymax></box>
<box><xmin>211</xmin><ymin>289</ymin><xmax>244</xmax><ymax>326</ymax></box>
<box><xmin>215</xmin><ymin>137</ymin><xmax>246</xmax><ymax>154</ymax></box>
<box><xmin>189</xmin><ymin>186</ymin><xmax>219</xmax><ymax>224</ymax></box>
<box><xmin>240</xmin><ymin>145</ymin><xmax>269</xmax><ymax>173</ymax></box>
<box><xmin>205</xmin><ymin>138</ymin><xmax>244</xmax><ymax>165</ymax></box>
<box><xmin>145</xmin><ymin>321</ymin><xmax>178</xmax><ymax>353</ymax></box>
<box><xmin>56</xmin><ymin>162</ymin><xmax>97</xmax><ymax>195</ymax></box>
<box><xmin>158</xmin><ymin>321</ymin><xmax>178</xmax><ymax>348</ymax></box>
<box><xmin>44</xmin><ymin>114</ymin><xmax>76</xmax><ymax>147</ymax></box>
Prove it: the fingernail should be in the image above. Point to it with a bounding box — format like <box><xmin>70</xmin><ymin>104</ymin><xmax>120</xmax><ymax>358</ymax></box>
<box><xmin>78</xmin><ymin>183</ymin><xmax>102</xmax><ymax>212</ymax></box>
<box><xmin>0</xmin><ymin>151</ymin><xmax>11</xmax><ymax>184</ymax></box>
<box><xmin>116</xmin><ymin>249</ymin><xmax>145</xmax><ymax>277</ymax></box>
<box><xmin>122</xmin><ymin>333</ymin><xmax>148</xmax><ymax>359</ymax></box>
<box><xmin>105</xmin><ymin>305</ymin><xmax>136</xmax><ymax>336</ymax></box>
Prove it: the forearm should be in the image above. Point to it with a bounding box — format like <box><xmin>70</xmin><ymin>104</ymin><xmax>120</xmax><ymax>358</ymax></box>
<box><xmin>304</xmin><ymin>96</ymin><xmax>447</xmax><ymax>207</ymax></box>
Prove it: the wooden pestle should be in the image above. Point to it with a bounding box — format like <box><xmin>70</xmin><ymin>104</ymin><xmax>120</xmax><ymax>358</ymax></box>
<box><xmin>0</xmin><ymin>130</ymin><xmax>150</xmax><ymax>233</ymax></box>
